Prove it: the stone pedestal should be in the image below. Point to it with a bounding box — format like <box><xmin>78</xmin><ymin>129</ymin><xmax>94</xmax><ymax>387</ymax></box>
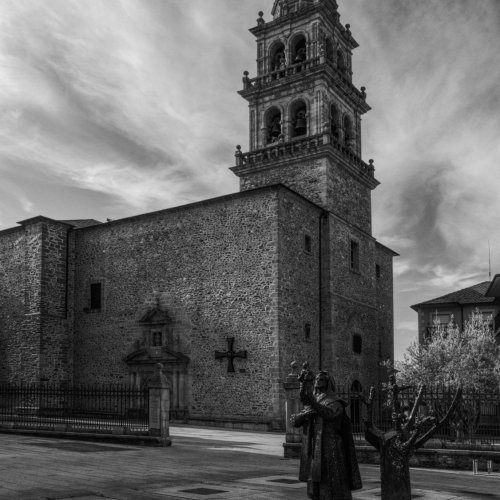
<box><xmin>283</xmin><ymin>365</ymin><xmax>302</xmax><ymax>458</ymax></box>
<box><xmin>148</xmin><ymin>363</ymin><xmax>172</xmax><ymax>446</ymax></box>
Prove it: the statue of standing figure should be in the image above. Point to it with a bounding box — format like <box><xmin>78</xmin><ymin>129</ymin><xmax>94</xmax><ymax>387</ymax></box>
<box><xmin>293</xmin><ymin>367</ymin><xmax>362</xmax><ymax>500</ymax></box>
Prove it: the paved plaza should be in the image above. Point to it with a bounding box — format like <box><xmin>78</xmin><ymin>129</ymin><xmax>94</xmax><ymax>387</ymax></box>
<box><xmin>0</xmin><ymin>426</ymin><xmax>498</xmax><ymax>499</ymax></box>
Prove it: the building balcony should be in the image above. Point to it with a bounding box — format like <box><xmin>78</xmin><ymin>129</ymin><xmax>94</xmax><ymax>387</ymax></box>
<box><xmin>240</xmin><ymin>57</ymin><xmax>370</xmax><ymax>113</ymax></box>
<box><xmin>232</xmin><ymin>133</ymin><xmax>377</xmax><ymax>188</ymax></box>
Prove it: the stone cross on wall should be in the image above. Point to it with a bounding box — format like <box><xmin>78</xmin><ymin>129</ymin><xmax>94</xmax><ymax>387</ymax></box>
<box><xmin>215</xmin><ymin>337</ymin><xmax>247</xmax><ymax>373</ymax></box>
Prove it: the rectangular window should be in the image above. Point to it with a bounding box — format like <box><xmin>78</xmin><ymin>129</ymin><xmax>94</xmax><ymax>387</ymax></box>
<box><xmin>90</xmin><ymin>283</ymin><xmax>102</xmax><ymax>310</ymax></box>
<box><xmin>152</xmin><ymin>331</ymin><xmax>163</xmax><ymax>347</ymax></box>
<box><xmin>304</xmin><ymin>235</ymin><xmax>312</xmax><ymax>254</ymax></box>
<box><xmin>353</xmin><ymin>334</ymin><xmax>362</xmax><ymax>354</ymax></box>
<box><xmin>480</xmin><ymin>311</ymin><xmax>493</xmax><ymax>326</ymax></box>
<box><xmin>432</xmin><ymin>313</ymin><xmax>450</xmax><ymax>325</ymax></box>
<box><xmin>304</xmin><ymin>323</ymin><xmax>311</xmax><ymax>340</ymax></box>
<box><xmin>376</xmin><ymin>264</ymin><xmax>381</xmax><ymax>279</ymax></box>
<box><xmin>350</xmin><ymin>240</ymin><xmax>359</xmax><ymax>271</ymax></box>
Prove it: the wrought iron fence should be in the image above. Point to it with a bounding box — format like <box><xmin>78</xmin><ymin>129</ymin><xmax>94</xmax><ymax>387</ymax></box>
<box><xmin>336</xmin><ymin>385</ymin><xmax>500</xmax><ymax>447</ymax></box>
<box><xmin>0</xmin><ymin>383</ymin><xmax>149</xmax><ymax>434</ymax></box>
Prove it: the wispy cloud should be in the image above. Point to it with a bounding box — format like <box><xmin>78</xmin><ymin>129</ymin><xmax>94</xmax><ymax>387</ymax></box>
<box><xmin>0</xmin><ymin>0</ymin><xmax>498</xmax><ymax>358</ymax></box>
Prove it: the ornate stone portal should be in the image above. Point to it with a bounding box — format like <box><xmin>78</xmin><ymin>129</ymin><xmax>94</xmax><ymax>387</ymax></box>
<box><xmin>124</xmin><ymin>307</ymin><xmax>189</xmax><ymax>420</ymax></box>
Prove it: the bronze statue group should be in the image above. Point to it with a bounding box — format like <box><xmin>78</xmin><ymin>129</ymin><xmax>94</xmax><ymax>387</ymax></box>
<box><xmin>292</xmin><ymin>364</ymin><xmax>461</xmax><ymax>500</ymax></box>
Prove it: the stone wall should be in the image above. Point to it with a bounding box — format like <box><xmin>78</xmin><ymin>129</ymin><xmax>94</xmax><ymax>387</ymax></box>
<box><xmin>239</xmin><ymin>154</ymin><xmax>372</xmax><ymax>235</ymax></box>
<box><xmin>0</xmin><ymin>218</ymin><xmax>73</xmax><ymax>383</ymax></box>
<box><xmin>38</xmin><ymin>220</ymin><xmax>73</xmax><ymax>383</ymax></box>
<box><xmin>277</xmin><ymin>189</ymin><xmax>323</xmax><ymax>417</ymax></box>
<box><xmin>325</xmin><ymin>215</ymin><xmax>385</xmax><ymax>389</ymax></box>
<box><xmin>375</xmin><ymin>243</ymin><xmax>395</xmax><ymax>368</ymax></box>
<box><xmin>356</xmin><ymin>446</ymin><xmax>500</xmax><ymax>472</ymax></box>
<box><xmin>239</xmin><ymin>158</ymin><xmax>327</xmax><ymax>216</ymax></box>
<box><xmin>325</xmin><ymin>155</ymin><xmax>372</xmax><ymax>234</ymax></box>
<box><xmin>73</xmin><ymin>186</ymin><xmax>319</xmax><ymax>428</ymax></box>
<box><xmin>0</xmin><ymin>228</ymin><xmax>32</xmax><ymax>382</ymax></box>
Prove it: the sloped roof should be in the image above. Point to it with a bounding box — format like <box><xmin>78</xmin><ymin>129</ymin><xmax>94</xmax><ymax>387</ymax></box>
<box><xmin>59</xmin><ymin>219</ymin><xmax>102</xmax><ymax>228</ymax></box>
<box><xmin>411</xmin><ymin>281</ymin><xmax>497</xmax><ymax>310</ymax></box>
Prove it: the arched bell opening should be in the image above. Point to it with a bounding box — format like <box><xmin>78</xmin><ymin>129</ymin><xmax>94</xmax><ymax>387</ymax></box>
<box><xmin>290</xmin><ymin>100</ymin><xmax>308</xmax><ymax>138</ymax></box>
<box><xmin>291</xmin><ymin>35</ymin><xmax>307</xmax><ymax>72</ymax></box>
<box><xmin>350</xmin><ymin>380</ymin><xmax>363</xmax><ymax>431</ymax></box>
<box><xmin>270</xmin><ymin>41</ymin><xmax>286</xmax><ymax>77</ymax></box>
<box><xmin>265</xmin><ymin>107</ymin><xmax>282</xmax><ymax>144</ymax></box>
<box><xmin>325</xmin><ymin>38</ymin><xmax>334</xmax><ymax>63</ymax></box>
<box><xmin>343</xmin><ymin>114</ymin><xmax>354</xmax><ymax>148</ymax></box>
<box><xmin>337</xmin><ymin>49</ymin><xmax>347</xmax><ymax>74</ymax></box>
<box><xmin>330</xmin><ymin>104</ymin><xmax>340</xmax><ymax>140</ymax></box>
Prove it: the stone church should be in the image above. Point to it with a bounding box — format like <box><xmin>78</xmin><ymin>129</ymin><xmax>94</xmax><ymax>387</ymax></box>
<box><xmin>0</xmin><ymin>0</ymin><xmax>396</xmax><ymax>430</ymax></box>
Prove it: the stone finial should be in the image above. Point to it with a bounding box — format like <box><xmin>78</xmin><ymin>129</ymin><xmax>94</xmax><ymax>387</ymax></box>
<box><xmin>257</xmin><ymin>11</ymin><xmax>265</xmax><ymax>25</ymax></box>
<box><xmin>360</xmin><ymin>86</ymin><xmax>367</xmax><ymax>99</ymax></box>
<box><xmin>235</xmin><ymin>145</ymin><xmax>243</xmax><ymax>166</ymax></box>
<box><xmin>149</xmin><ymin>362</ymin><xmax>170</xmax><ymax>388</ymax></box>
<box><xmin>242</xmin><ymin>70</ymin><xmax>251</xmax><ymax>89</ymax></box>
<box><xmin>345</xmin><ymin>23</ymin><xmax>352</xmax><ymax>37</ymax></box>
<box><xmin>368</xmin><ymin>159</ymin><xmax>375</xmax><ymax>175</ymax></box>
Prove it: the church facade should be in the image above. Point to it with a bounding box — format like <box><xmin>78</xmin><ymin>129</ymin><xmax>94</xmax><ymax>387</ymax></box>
<box><xmin>0</xmin><ymin>0</ymin><xmax>396</xmax><ymax>430</ymax></box>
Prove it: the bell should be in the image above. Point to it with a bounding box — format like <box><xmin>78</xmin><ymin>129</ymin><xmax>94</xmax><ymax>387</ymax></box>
<box><xmin>271</xmin><ymin>122</ymin><xmax>281</xmax><ymax>137</ymax></box>
<box><xmin>295</xmin><ymin>117</ymin><xmax>306</xmax><ymax>131</ymax></box>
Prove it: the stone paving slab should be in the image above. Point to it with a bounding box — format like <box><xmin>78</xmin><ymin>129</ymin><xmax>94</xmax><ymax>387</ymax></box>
<box><xmin>0</xmin><ymin>426</ymin><xmax>498</xmax><ymax>500</ymax></box>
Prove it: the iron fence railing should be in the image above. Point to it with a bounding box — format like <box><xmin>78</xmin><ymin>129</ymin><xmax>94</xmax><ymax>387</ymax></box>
<box><xmin>0</xmin><ymin>383</ymin><xmax>149</xmax><ymax>434</ymax></box>
<box><xmin>336</xmin><ymin>385</ymin><xmax>500</xmax><ymax>447</ymax></box>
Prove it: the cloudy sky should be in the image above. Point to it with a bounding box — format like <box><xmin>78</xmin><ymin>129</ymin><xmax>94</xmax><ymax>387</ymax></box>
<box><xmin>0</xmin><ymin>0</ymin><xmax>499</xmax><ymax>359</ymax></box>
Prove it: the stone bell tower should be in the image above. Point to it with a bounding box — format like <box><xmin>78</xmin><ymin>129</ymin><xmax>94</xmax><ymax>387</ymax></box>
<box><xmin>232</xmin><ymin>0</ymin><xmax>378</xmax><ymax>234</ymax></box>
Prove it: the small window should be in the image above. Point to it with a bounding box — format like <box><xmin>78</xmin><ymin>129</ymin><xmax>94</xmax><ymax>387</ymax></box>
<box><xmin>304</xmin><ymin>235</ymin><xmax>312</xmax><ymax>253</ymax></box>
<box><xmin>479</xmin><ymin>311</ymin><xmax>493</xmax><ymax>327</ymax></box>
<box><xmin>152</xmin><ymin>331</ymin><xmax>162</xmax><ymax>347</ymax></box>
<box><xmin>350</xmin><ymin>240</ymin><xmax>359</xmax><ymax>271</ymax></box>
<box><xmin>432</xmin><ymin>313</ymin><xmax>451</xmax><ymax>326</ymax></box>
<box><xmin>353</xmin><ymin>334</ymin><xmax>362</xmax><ymax>354</ymax></box>
<box><xmin>376</xmin><ymin>264</ymin><xmax>381</xmax><ymax>279</ymax></box>
<box><xmin>304</xmin><ymin>323</ymin><xmax>311</xmax><ymax>340</ymax></box>
<box><xmin>90</xmin><ymin>283</ymin><xmax>102</xmax><ymax>310</ymax></box>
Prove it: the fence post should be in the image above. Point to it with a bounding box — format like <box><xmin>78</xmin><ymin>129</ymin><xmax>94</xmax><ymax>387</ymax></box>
<box><xmin>283</xmin><ymin>362</ymin><xmax>302</xmax><ymax>458</ymax></box>
<box><xmin>148</xmin><ymin>363</ymin><xmax>172</xmax><ymax>446</ymax></box>
<box><xmin>472</xmin><ymin>459</ymin><xmax>479</xmax><ymax>475</ymax></box>
<box><xmin>487</xmin><ymin>460</ymin><xmax>493</xmax><ymax>474</ymax></box>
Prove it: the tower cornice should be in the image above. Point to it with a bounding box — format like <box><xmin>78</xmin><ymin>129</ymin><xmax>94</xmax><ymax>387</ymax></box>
<box><xmin>250</xmin><ymin>2</ymin><xmax>359</xmax><ymax>50</ymax></box>
<box><xmin>232</xmin><ymin>134</ymin><xmax>379</xmax><ymax>191</ymax></box>
<box><xmin>240</xmin><ymin>60</ymin><xmax>370</xmax><ymax>115</ymax></box>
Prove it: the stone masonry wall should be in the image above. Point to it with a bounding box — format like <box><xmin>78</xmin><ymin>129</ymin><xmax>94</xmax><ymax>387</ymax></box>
<box><xmin>375</xmin><ymin>244</ymin><xmax>395</xmax><ymax>372</ymax></box>
<box><xmin>0</xmin><ymin>219</ymin><xmax>73</xmax><ymax>383</ymax></box>
<box><xmin>325</xmin><ymin>156</ymin><xmax>372</xmax><ymax>234</ymax></box>
<box><xmin>277</xmin><ymin>189</ymin><xmax>322</xmax><ymax>419</ymax></box>
<box><xmin>39</xmin><ymin>221</ymin><xmax>73</xmax><ymax>383</ymax></box>
<box><xmin>239</xmin><ymin>154</ymin><xmax>372</xmax><ymax>235</ymax></box>
<box><xmin>73</xmin><ymin>187</ymin><xmax>289</xmax><ymax>426</ymax></box>
<box><xmin>0</xmin><ymin>228</ymin><xmax>33</xmax><ymax>382</ymax></box>
<box><xmin>325</xmin><ymin>215</ymin><xmax>390</xmax><ymax>390</ymax></box>
<box><xmin>240</xmin><ymin>159</ymin><xmax>327</xmax><ymax>213</ymax></box>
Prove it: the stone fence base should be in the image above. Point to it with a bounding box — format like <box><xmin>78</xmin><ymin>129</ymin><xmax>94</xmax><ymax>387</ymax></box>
<box><xmin>357</xmin><ymin>446</ymin><xmax>500</xmax><ymax>472</ymax></box>
<box><xmin>284</xmin><ymin>442</ymin><xmax>500</xmax><ymax>471</ymax></box>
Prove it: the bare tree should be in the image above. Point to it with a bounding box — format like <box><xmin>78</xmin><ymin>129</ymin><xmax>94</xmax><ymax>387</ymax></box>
<box><xmin>364</xmin><ymin>375</ymin><xmax>462</xmax><ymax>500</ymax></box>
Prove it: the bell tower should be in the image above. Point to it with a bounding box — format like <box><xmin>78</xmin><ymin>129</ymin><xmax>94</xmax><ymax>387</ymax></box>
<box><xmin>232</xmin><ymin>0</ymin><xmax>378</xmax><ymax>234</ymax></box>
